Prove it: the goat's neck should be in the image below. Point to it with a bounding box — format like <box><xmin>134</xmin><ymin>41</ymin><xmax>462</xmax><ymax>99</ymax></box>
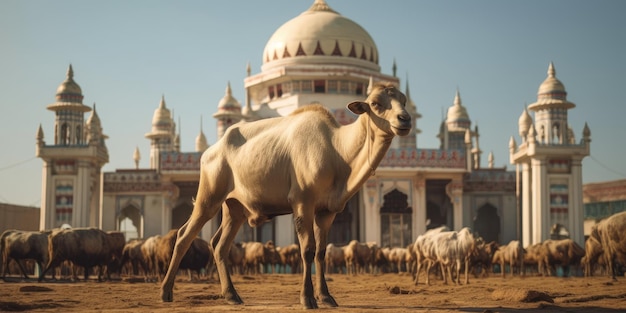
<box><xmin>337</xmin><ymin>114</ymin><xmax>393</xmax><ymax>200</ymax></box>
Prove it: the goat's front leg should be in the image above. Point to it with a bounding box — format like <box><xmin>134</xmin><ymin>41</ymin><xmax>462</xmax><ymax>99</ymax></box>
<box><xmin>294</xmin><ymin>205</ymin><xmax>317</xmax><ymax>309</ymax></box>
<box><xmin>313</xmin><ymin>210</ymin><xmax>338</xmax><ymax>307</ymax></box>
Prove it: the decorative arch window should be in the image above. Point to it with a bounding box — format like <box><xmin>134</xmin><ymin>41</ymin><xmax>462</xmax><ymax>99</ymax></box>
<box><xmin>60</xmin><ymin>123</ymin><xmax>69</xmax><ymax>145</ymax></box>
<box><xmin>380</xmin><ymin>188</ymin><xmax>412</xmax><ymax>247</ymax></box>
<box><xmin>76</xmin><ymin>125</ymin><xmax>82</xmax><ymax>144</ymax></box>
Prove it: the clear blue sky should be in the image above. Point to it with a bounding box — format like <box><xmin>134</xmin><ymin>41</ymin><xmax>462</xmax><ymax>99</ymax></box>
<box><xmin>1</xmin><ymin>0</ymin><xmax>625</xmax><ymax>207</ymax></box>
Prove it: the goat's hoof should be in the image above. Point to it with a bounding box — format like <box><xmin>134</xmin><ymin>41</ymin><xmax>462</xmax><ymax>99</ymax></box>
<box><xmin>224</xmin><ymin>292</ymin><xmax>243</xmax><ymax>305</ymax></box>
<box><xmin>160</xmin><ymin>290</ymin><xmax>173</xmax><ymax>302</ymax></box>
<box><xmin>301</xmin><ymin>296</ymin><xmax>318</xmax><ymax>309</ymax></box>
<box><xmin>318</xmin><ymin>294</ymin><xmax>338</xmax><ymax>307</ymax></box>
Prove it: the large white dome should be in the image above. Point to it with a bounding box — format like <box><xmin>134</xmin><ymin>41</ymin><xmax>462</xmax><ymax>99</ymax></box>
<box><xmin>262</xmin><ymin>0</ymin><xmax>379</xmax><ymax>71</ymax></box>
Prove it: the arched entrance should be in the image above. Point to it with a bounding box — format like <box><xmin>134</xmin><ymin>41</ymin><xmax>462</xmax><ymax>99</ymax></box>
<box><xmin>380</xmin><ymin>188</ymin><xmax>412</xmax><ymax>247</ymax></box>
<box><xmin>473</xmin><ymin>203</ymin><xmax>501</xmax><ymax>243</ymax></box>
<box><xmin>118</xmin><ymin>205</ymin><xmax>142</xmax><ymax>241</ymax></box>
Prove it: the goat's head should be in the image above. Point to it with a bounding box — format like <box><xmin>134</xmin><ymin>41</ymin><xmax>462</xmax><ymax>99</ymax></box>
<box><xmin>347</xmin><ymin>83</ymin><xmax>412</xmax><ymax>137</ymax></box>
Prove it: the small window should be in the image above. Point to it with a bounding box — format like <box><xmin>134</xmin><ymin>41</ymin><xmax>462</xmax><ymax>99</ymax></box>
<box><xmin>328</xmin><ymin>80</ymin><xmax>338</xmax><ymax>93</ymax></box>
<box><xmin>314</xmin><ymin>80</ymin><xmax>325</xmax><ymax>93</ymax></box>
<box><xmin>276</xmin><ymin>84</ymin><xmax>283</xmax><ymax>98</ymax></box>
<box><xmin>302</xmin><ymin>80</ymin><xmax>313</xmax><ymax>93</ymax></box>
<box><xmin>340</xmin><ymin>81</ymin><xmax>350</xmax><ymax>94</ymax></box>
<box><xmin>268</xmin><ymin>86</ymin><xmax>275</xmax><ymax>99</ymax></box>
<box><xmin>355</xmin><ymin>82</ymin><xmax>364</xmax><ymax>95</ymax></box>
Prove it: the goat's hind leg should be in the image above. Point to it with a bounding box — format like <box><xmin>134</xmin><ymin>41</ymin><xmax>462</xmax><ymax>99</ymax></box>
<box><xmin>213</xmin><ymin>200</ymin><xmax>246</xmax><ymax>305</ymax></box>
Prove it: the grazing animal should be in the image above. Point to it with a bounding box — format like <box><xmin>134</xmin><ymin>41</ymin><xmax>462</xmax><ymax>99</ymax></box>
<box><xmin>412</xmin><ymin>225</ymin><xmax>449</xmax><ymax>285</ymax></box>
<box><xmin>1</xmin><ymin>230</ymin><xmax>51</xmax><ymax>279</ymax></box>
<box><xmin>160</xmin><ymin>83</ymin><xmax>411</xmax><ymax>309</ymax></box>
<box><xmin>154</xmin><ymin>229</ymin><xmax>211</xmax><ymax>281</ymax></box>
<box><xmin>140</xmin><ymin>235</ymin><xmax>161</xmax><ymax>281</ymax></box>
<box><xmin>279</xmin><ymin>243</ymin><xmax>301</xmax><ymax>274</ymax></box>
<box><xmin>470</xmin><ymin>238</ymin><xmax>498</xmax><ymax>277</ymax></box>
<box><xmin>492</xmin><ymin>240</ymin><xmax>524</xmax><ymax>278</ymax></box>
<box><xmin>582</xmin><ymin>235</ymin><xmax>603</xmax><ymax>276</ymax></box>
<box><xmin>344</xmin><ymin>240</ymin><xmax>374</xmax><ymax>275</ymax></box>
<box><xmin>539</xmin><ymin>239</ymin><xmax>585</xmax><ymax>277</ymax></box>
<box><xmin>324</xmin><ymin>243</ymin><xmax>346</xmax><ymax>274</ymax></box>
<box><xmin>588</xmin><ymin>211</ymin><xmax>626</xmax><ymax>280</ymax></box>
<box><xmin>242</xmin><ymin>241</ymin><xmax>278</xmax><ymax>275</ymax></box>
<box><xmin>39</xmin><ymin>228</ymin><xmax>119</xmax><ymax>281</ymax></box>
<box><xmin>120</xmin><ymin>238</ymin><xmax>148</xmax><ymax>277</ymax></box>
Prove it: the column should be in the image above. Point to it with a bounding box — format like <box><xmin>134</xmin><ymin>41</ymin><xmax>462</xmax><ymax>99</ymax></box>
<box><xmin>569</xmin><ymin>159</ymin><xmax>585</xmax><ymax>246</ymax></box>
<box><xmin>413</xmin><ymin>176</ymin><xmax>427</xmax><ymax>236</ymax></box>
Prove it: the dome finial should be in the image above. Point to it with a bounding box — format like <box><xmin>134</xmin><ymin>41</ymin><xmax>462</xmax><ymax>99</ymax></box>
<box><xmin>308</xmin><ymin>0</ymin><xmax>337</xmax><ymax>13</ymax></box>
<box><xmin>160</xmin><ymin>94</ymin><xmax>166</xmax><ymax>109</ymax></box>
<box><xmin>67</xmin><ymin>64</ymin><xmax>74</xmax><ymax>79</ymax></box>
<box><xmin>226</xmin><ymin>81</ymin><xmax>232</xmax><ymax>96</ymax></box>
<box><xmin>548</xmin><ymin>61</ymin><xmax>556</xmax><ymax>78</ymax></box>
<box><xmin>454</xmin><ymin>88</ymin><xmax>461</xmax><ymax>106</ymax></box>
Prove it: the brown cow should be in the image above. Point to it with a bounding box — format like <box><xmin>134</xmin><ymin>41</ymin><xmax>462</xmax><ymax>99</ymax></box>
<box><xmin>39</xmin><ymin>228</ymin><xmax>117</xmax><ymax>281</ymax></box>
<box><xmin>154</xmin><ymin>230</ymin><xmax>212</xmax><ymax>281</ymax></box>
<box><xmin>120</xmin><ymin>238</ymin><xmax>148</xmax><ymax>277</ymax></box>
<box><xmin>1</xmin><ymin>229</ymin><xmax>50</xmax><ymax>279</ymax></box>
<box><xmin>539</xmin><ymin>239</ymin><xmax>585</xmax><ymax>277</ymax></box>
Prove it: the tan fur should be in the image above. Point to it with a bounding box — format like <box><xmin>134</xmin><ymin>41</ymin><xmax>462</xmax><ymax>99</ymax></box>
<box><xmin>160</xmin><ymin>84</ymin><xmax>411</xmax><ymax>308</ymax></box>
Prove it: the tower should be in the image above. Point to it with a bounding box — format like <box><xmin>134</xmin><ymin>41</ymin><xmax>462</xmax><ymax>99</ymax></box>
<box><xmin>36</xmin><ymin>65</ymin><xmax>109</xmax><ymax>229</ymax></box>
<box><xmin>145</xmin><ymin>95</ymin><xmax>176</xmax><ymax>169</ymax></box>
<box><xmin>510</xmin><ymin>62</ymin><xmax>591</xmax><ymax>247</ymax></box>
<box><xmin>213</xmin><ymin>82</ymin><xmax>243</xmax><ymax>139</ymax></box>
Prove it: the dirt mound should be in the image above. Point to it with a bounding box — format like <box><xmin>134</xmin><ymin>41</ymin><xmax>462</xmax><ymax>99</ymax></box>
<box><xmin>491</xmin><ymin>288</ymin><xmax>554</xmax><ymax>303</ymax></box>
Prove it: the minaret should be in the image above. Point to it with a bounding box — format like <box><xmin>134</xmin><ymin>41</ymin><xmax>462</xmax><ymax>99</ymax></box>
<box><xmin>133</xmin><ymin>146</ymin><xmax>141</xmax><ymax>169</ymax></box>
<box><xmin>439</xmin><ymin>89</ymin><xmax>472</xmax><ymax>150</ymax></box>
<box><xmin>145</xmin><ymin>95</ymin><xmax>175</xmax><ymax>169</ymax></box>
<box><xmin>195</xmin><ymin>116</ymin><xmax>209</xmax><ymax>152</ymax></box>
<box><xmin>36</xmin><ymin>65</ymin><xmax>109</xmax><ymax>229</ymax></box>
<box><xmin>213</xmin><ymin>82</ymin><xmax>243</xmax><ymax>139</ymax></box>
<box><xmin>509</xmin><ymin>62</ymin><xmax>590</xmax><ymax>247</ymax></box>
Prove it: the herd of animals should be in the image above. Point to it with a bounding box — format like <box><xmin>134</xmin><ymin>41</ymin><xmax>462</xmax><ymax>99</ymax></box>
<box><xmin>1</xmin><ymin>210</ymin><xmax>625</xmax><ymax>285</ymax></box>
<box><xmin>2</xmin><ymin>84</ymin><xmax>625</xmax><ymax>309</ymax></box>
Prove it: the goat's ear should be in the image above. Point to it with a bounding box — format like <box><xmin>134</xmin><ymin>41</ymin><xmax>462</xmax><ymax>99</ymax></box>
<box><xmin>347</xmin><ymin>101</ymin><xmax>368</xmax><ymax>115</ymax></box>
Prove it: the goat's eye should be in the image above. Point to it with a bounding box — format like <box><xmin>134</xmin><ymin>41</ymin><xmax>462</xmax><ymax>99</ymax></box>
<box><xmin>372</xmin><ymin>102</ymin><xmax>380</xmax><ymax>107</ymax></box>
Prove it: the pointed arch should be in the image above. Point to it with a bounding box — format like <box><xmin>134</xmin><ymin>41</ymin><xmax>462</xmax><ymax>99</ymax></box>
<box><xmin>360</xmin><ymin>45</ymin><xmax>367</xmax><ymax>60</ymax></box>
<box><xmin>380</xmin><ymin>188</ymin><xmax>412</xmax><ymax>247</ymax></box>
<box><xmin>296</xmin><ymin>42</ymin><xmax>306</xmax><ymax>56</ymax></box>
<box><xmin>118</xmin><ymin>204</ymin><xmax>142</xmax><ymax>240</ymax></box>
<box><xmin>282</xmin><ymin>46</ymin><xmax>291</xmax><ymax>58</ymax></box>
<box><xmin>473</xmin><ymin>202</ymin><xmax>500</xmax><ymax>243</ymax></box>
<box><xmin>348</xmin><ymin>41</ymin><xmax>357</xmax><ymax>58</ymax></box>
<box><xmin>313</xmin><ymin>40</ymin><xmax>325</xmax><ymax>55</ymax></box>
<box><xmin>331</xmin><ymin>40</ymin><xmax>342</xmax><ymax>56</ymax></box>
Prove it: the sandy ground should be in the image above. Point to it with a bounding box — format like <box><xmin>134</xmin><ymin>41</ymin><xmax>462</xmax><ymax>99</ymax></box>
<box><xmin>1</xmin><ymin>272</ymin><xmax>625</xmax><ymax>312</ymax></box>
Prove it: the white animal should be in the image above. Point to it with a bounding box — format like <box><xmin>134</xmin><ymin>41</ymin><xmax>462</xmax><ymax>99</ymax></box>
<box><xmin>160</xmin><ymin>83</ymin><xmax>412</xmax><ymax>309</ymax></box>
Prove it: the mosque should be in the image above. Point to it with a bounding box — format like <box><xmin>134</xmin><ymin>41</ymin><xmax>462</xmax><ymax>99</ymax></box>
<box><xmin>35</xmin><ymin>0</ymin><xmax>591</xmax><ymax>248</ymax></box>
